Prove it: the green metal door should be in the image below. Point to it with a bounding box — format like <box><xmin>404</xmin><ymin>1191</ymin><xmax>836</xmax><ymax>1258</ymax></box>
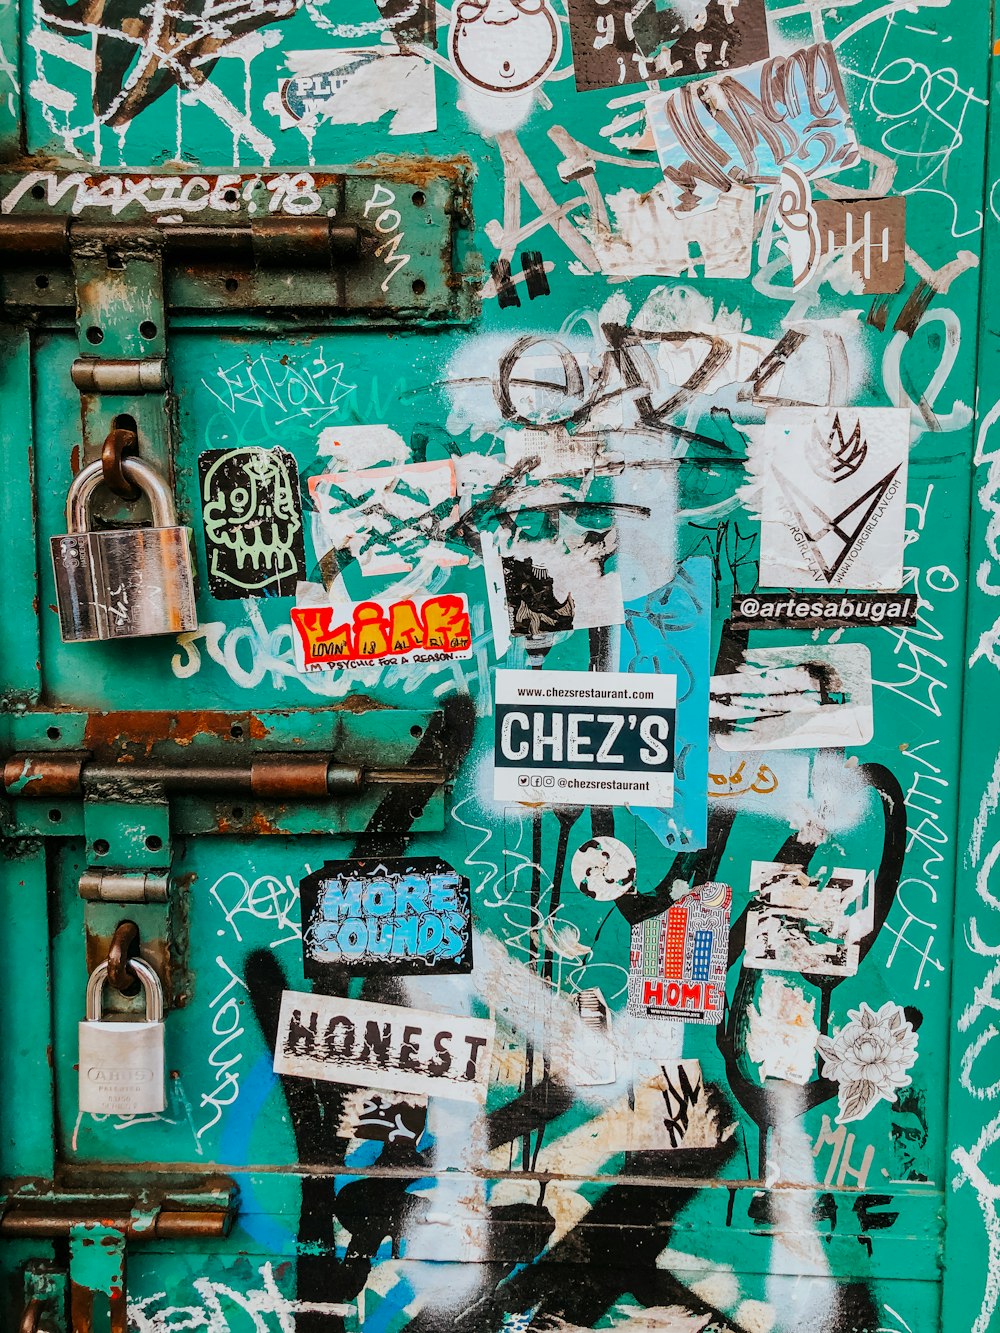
<box><xmin>0</xmin><ymin>1</ymin><xmax>997</xmax><ymax>1330</ymax></box>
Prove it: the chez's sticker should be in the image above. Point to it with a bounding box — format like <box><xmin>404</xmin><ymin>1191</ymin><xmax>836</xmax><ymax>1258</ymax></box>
<box><xmin>274</xmin><ymin>992</ymin><xmax>495</xmax><ymax>1103</ymax></box>
<box><xmin>290</xmin><ymin>594</ymin><xmax>473</xmax><ymax>671</ymax></box>
<box><xmin>493</xmin><ymin>668</ymin><xmax>676</xmax><ymax>807</ymax></box>
<box><xmin>300</xmin><ymin>857</ymin><xmax>472</xmax><ymax>978</ymax></box>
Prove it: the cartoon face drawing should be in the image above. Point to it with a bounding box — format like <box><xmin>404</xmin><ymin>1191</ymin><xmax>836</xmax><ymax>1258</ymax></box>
<box><xmin>450</xmin><ymin>0</ymin><xmax>562</xmax><ymax>95</ymax></box>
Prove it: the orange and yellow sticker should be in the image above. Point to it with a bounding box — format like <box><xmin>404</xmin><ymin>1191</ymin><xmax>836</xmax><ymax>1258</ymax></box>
<box><xmin>291</xmin><ymin>594</ymin><xmax>473</xmax><ymax>671</ymax></box>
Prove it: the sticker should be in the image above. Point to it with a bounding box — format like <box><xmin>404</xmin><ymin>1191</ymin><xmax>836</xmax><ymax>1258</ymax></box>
<box><xmin>291</xmin><ymin>593</ymin><xmax>473</xmax><ymax>671</ymax></box>
<box><xmin>198</xmin><ymin>446</ymin><xmax>306</xmax><ymax>600</ymax></box>
<box><xmin>567</xmin><ymin>0</ymin><xmax>770</xmax><ymax>93</ymax></box>
<box><xmin>300</xmin><ymin>857</ymin><xmax>473</xmax><ymax>977</ymax></box>
<box><xmin>627</xmin><ymin>883</ymin><xmax>732</xmax><ymax>1024</ymax></box>
<box><xmin>269</xmin><ymin>50</ymin><xmax>436</xmax><ymax>135</ymax></box>
<box><xmin>816</xmin><ymin>1001</ymin><xmax>919</xmax><ymax>1124</ymax></box>
<box><xmin>625</xmin><ymin>558</ymin><xmax>712</xmax><ymax>851</ymax></box>
<box><xmin>712</xmin><ymin>643</ymin><xmax>875</xmax><ymax>751</ymax></box>
<box><xmin>480</xmin><ymin>516</ymin><xmax>625</xmax><ymax>639</ymax></box>
<box><xmin>588</xmin><ymin>181</ymin><xmax>755</xmax><ymax>280</ymax></box>
<box><xmin>731</xmin><ymin>592</ymin><xmax>918</xmax><ymax>629</ymax></box>
<box><xmin>450</xmin><ymin>0</ymin><xmax>562</xmax><ymax>95</ymax></box>
<box><xmin>494</xmin><ymin>668</ymin><xmax>677</xmax><ymax>807</ymax></box>
<box><xmin>814</xmin><ymin>197</ymin><xmax>906</xmax><ymax>294</ymax></box>
<box><xmin>274</xmin><ymin>992</ymin><xmax>496</xmax><ymax>1103</ymax></box>
<box><xmin>746</xmin><ymin>976</ymin><xmax>819</xmax><ymax>1085</ymax></box>
<box><xmin>773</xmin><ymin>165</ymin><xmax>821</xmax><ymax>289</ymax></box>
<box><xmin>570</xmin><ymin>836</ymin><xmax>636</xmax><ymax>901</ymax></box>
<box><xmin>631</xmin><ymin>1062</ymin><xmax>731</xmax><ymax>1150</ymax></box>
<box><xmin>744</xmin><ymin>861</ymin><xmax>874</xmax><ymax>977</ymax></box>
<box><xmin>335</xmin><ymin>1087</ymin><xmax>428</xmax><ymax>1144</ymax></box>
<box><xmin>308</xmin><ymin>459</ymin><xmax>465</xmax><ymax>578</ymax></box>
<box><xmin>754</xmin><ymin>407</ymin><xmax>910</xmax><ymax>591</ymax></box>
<box><xmin>647</xmin><ymin>43</ymin><xmax>860</xmax><ymax>212</ymax></box>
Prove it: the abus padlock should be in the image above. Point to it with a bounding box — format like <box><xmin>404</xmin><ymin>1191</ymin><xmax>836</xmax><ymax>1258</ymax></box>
<box><xmin>51</xmin><ymin>456</ymin><xmax>197</xmax><ymax>642</ymax></box>
<box><xmin>78</xmin><ymin>958</ymin><xmax>166</xmax><ymax>1116</ymax></box>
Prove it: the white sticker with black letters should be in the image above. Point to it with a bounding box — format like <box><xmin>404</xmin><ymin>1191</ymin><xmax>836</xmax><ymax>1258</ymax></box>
<box><xmin>493</xmin><ymin>668</ymin><xmax>677</xmax><ymax>807</ymax></box>
<box><xmin>274</xmin><ymin>992</ymin><xmax>496</xmax><ymax>1104</ymax></box>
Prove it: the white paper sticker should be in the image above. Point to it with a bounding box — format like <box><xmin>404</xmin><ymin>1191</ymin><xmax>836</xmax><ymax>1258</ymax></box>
<box><xmin>494</xmin><ymin>668</ymin><xmax>677</xmax><ymax>806</ymax></box>
<box><xmin>712</xmin><ymin>644</ymin><xmax>874</xmax><ymax>751</ymax></box>
<box><xmin>755</xmin><ymin>407</ymin><xmax>910</xmax><ymax>591</ymax></box>
<box><xmin>744</xmin><ymin>861</ymin><xmax>874</xmax><ymax>977</ymax></box>
<box><xmin>274</xmin><ymin>992</ymin><xmax>496</xmax><ymax>1104</ymax></box>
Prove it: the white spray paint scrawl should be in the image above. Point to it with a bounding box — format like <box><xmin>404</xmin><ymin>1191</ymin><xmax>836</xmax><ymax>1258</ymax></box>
<box><xmin>712</xmin><ymin>644</ymin><xmax>874</xmax><ymax>751</ymax></box>
<box><xmin>274</xmin><ymin>992</ymin><xmax>496</xmax><ymax>1103</ymax></box>
<box><xmin>752</xmin><ymin>407</ymin><xmax>910</xmax><ymax>591</ymax></box>
<box><xmin>744</xmin><ymin>861</ymin><xmax>874</xmax><ymax>978</ymax></box>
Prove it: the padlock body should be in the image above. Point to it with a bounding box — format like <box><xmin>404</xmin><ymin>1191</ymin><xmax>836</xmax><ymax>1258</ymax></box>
<box><xmin>51</xmin><ymin>526</ymin><xmax>197</xmax><ymax>642</ymax></box>
<box><xmin>78</xmin><ymin>1018</ymin><xmax>166</xmax><ymax>1115</ymax></box>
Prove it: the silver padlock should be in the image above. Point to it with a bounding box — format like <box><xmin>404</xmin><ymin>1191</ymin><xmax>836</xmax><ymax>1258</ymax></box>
<box><xmin>79</xmin><ymin>958</ymin><xmax>166</xmax><ymax>1116</ymax></box>
<box><xmin>51</xmin><ymin>456</ymin><xmax>198</xmax><ymax>642</ymax></box>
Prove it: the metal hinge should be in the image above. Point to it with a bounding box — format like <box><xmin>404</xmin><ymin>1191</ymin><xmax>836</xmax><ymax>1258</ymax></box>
<box><xmin>0</xmin><ymin>1180</ymin><xmax>238</xmax><ymax>1239</ymax></box>
<box><xmin>0</xmin><ymin>165</ymin><xmax>479</xmax><ymax>478</ymax></box>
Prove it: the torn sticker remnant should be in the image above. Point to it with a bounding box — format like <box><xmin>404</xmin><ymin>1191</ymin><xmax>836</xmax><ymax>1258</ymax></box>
<box><xmin>744</xmin><ymin>860</ymin><xmax>874</xmax><ymax>978</ymax></box>
<box><xmin>646</xmin><ymin>42</ymin><xmax>860</xmax><ymax>212</ymax></box>
<box><xmin>567</xmin><ymin>0</ymin><xmax>770</xmax><ymax>93</ymax></box>
<box><xmin>712</xmin><ymin>643</ymin><xmax>875</xmax><ymax>751</ymax></box>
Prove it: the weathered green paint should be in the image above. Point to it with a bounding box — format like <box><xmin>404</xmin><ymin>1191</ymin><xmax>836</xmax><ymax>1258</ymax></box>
<box><xmin>0</xmin><ymin>1</ymin><xmax>996</xmax><ymax>1331</ymax></box>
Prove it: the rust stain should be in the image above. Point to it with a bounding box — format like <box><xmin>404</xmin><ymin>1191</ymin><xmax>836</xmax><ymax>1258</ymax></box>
<box><xmin>84</xmin><ymin>710</ymin><xmax>242</xmax><ymax>752</ymax></box>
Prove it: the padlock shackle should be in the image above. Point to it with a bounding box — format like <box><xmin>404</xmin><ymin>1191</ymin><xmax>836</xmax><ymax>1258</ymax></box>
<box><xmin>66</xmin><ymin>458</ymin><xmax>178</xmax><ymax>533</ymax></box>
<box><xmin>86</xmin><ymin>958</ymin><xmax>164</xmax><ymax>1023</ymax></box>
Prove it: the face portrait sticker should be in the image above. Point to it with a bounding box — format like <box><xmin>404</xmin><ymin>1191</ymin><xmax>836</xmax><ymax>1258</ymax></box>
<box><xmin>450</xmin><ymin>0</ymin><xmax>562</xmax><ymax>95</ymax></box>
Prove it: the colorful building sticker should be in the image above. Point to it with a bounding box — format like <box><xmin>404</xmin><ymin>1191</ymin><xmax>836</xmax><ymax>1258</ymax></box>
<box><xmin>300</xmin><ymin>857</ymin><xmax>473</xmax><ymax>978</ymax></box>
<box><xmin>198</xmin><ymin>446</ymin><xmax>306</xmax><ymax>599</ymax></box>
<box><xmin>274</xmin><ymin>993</ymin><xmax>496</xmax><ymax>1103</ymax></box>
<box><xmin>291</xmin><ymin>593</ymin><xmax>473</xmax><ymax>671</ymax></box>
<box><xmin>627</xmin><ymin>882</ymin><xmax>732</xmax><ymax>1024</ymax></box>
<box><xmin>494</xmin><ymin>667</ymin><xmax>676</xmax><ymax>807</ymax></box>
